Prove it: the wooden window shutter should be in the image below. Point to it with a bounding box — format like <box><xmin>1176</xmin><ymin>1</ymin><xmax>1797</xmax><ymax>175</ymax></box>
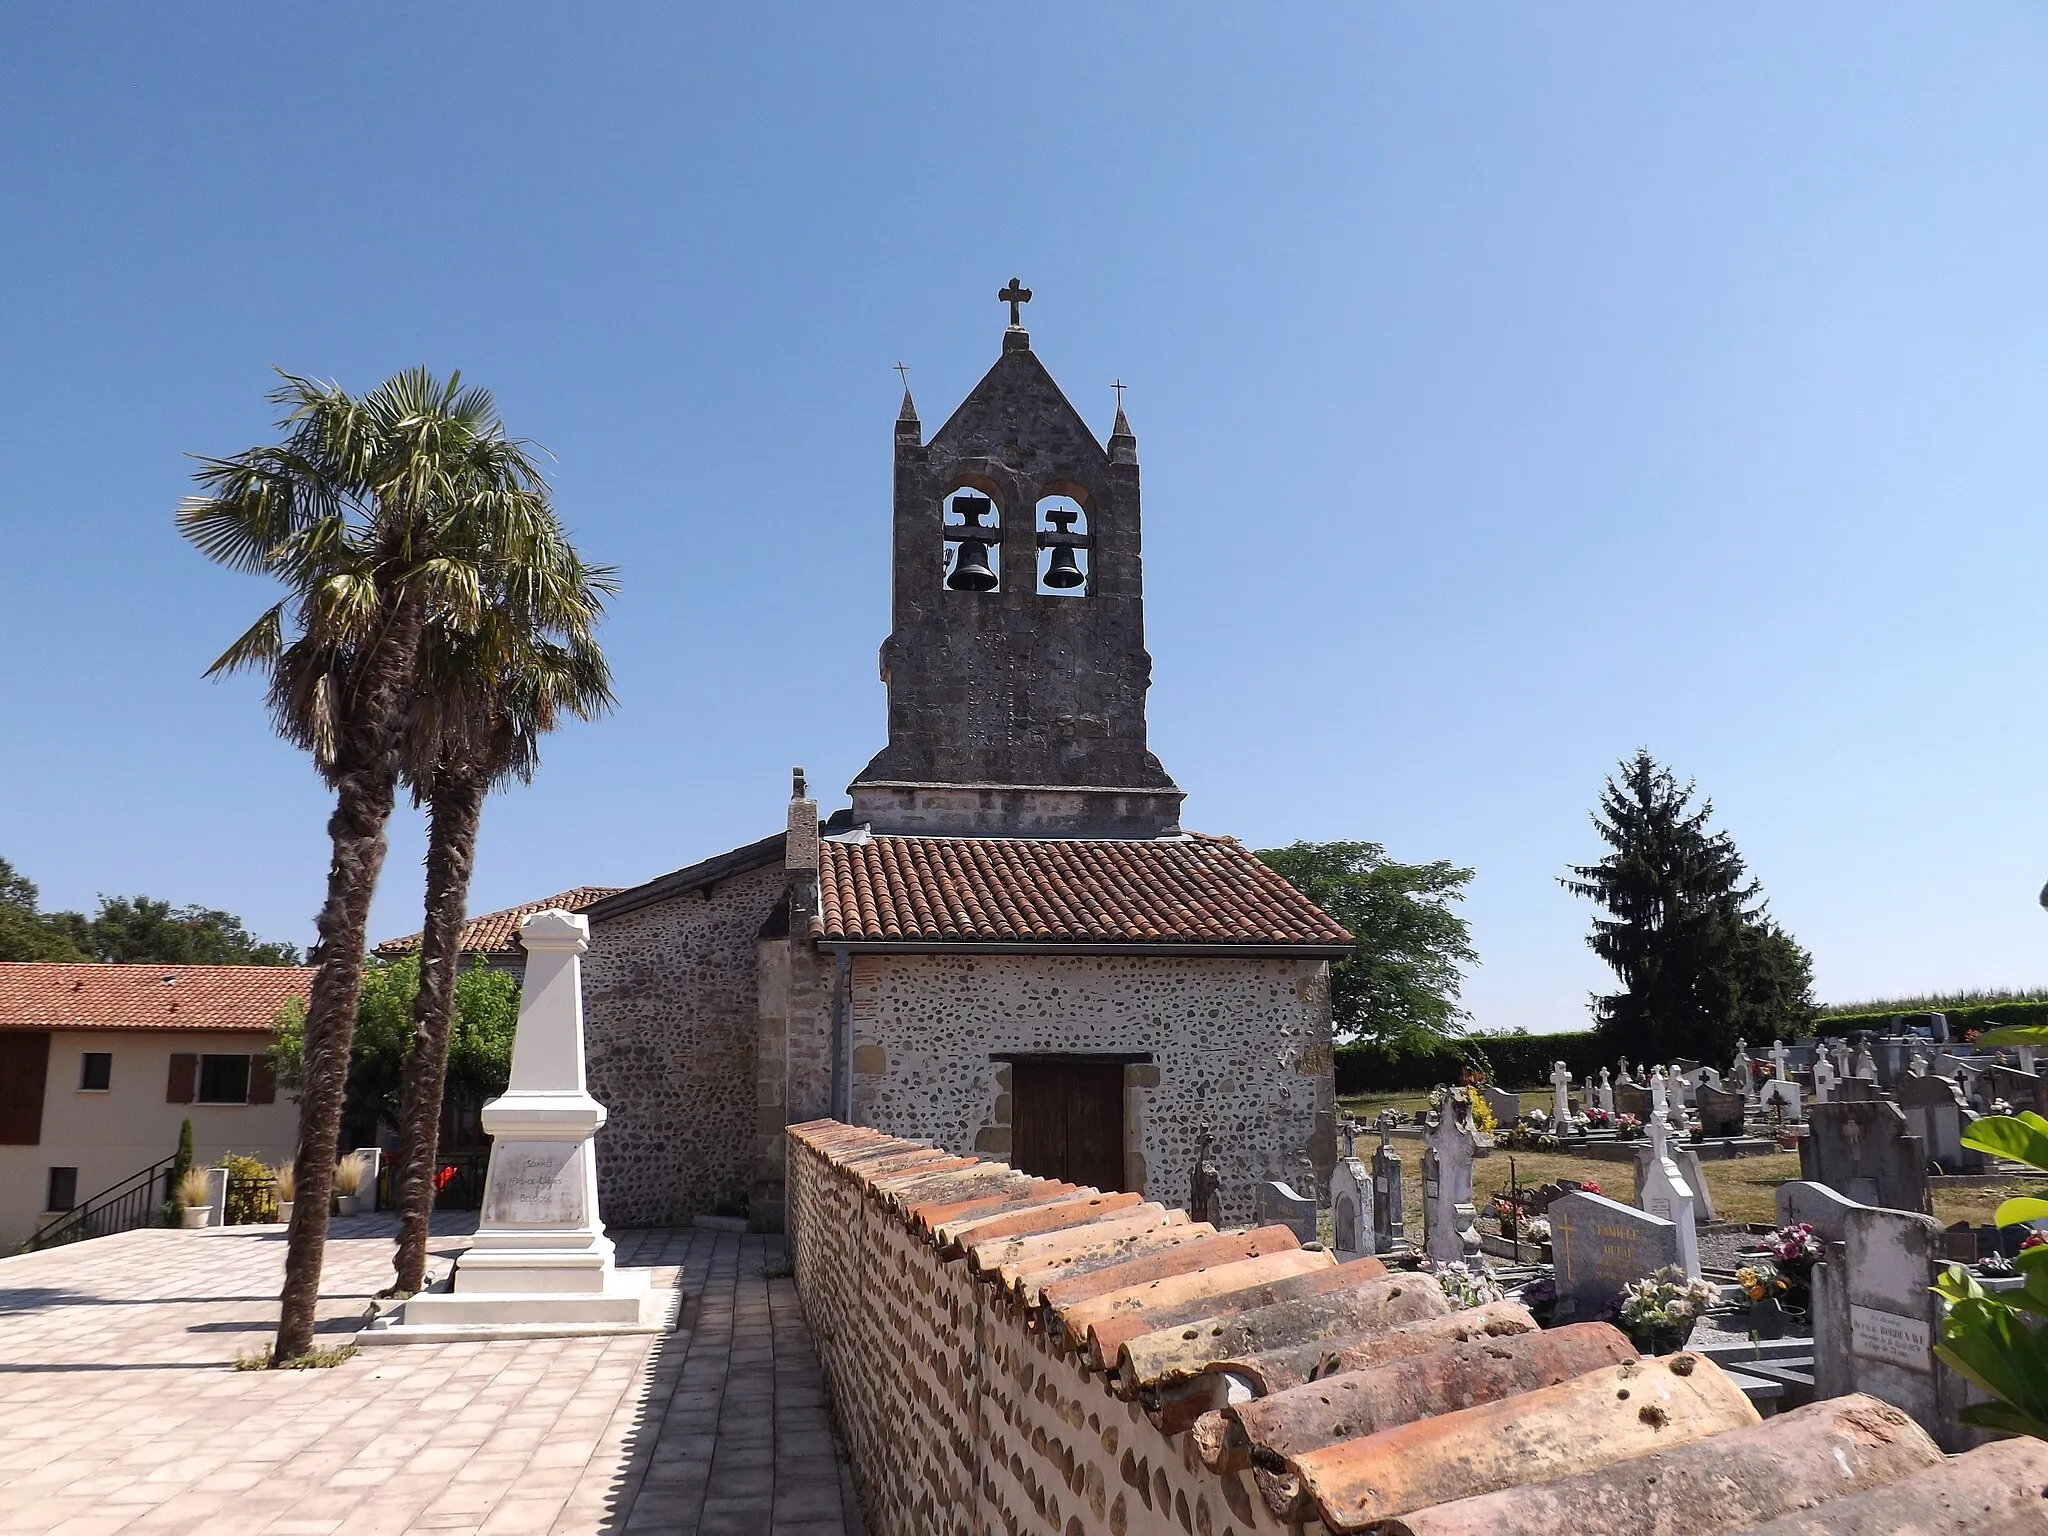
<box><xmin>0</xmin><ymin>1032</ymin><xmax>51</xmax><ymax>1145</ymax></box>
<box><xmin>167</xmin><ymin>1053</ymin><xmax>197</xmax><ymax>1104</ymax></box>
<box><xmin>248</xmin><ymin>1054</ymin><xmax>277</xmax><ymax>1105</ymax></box>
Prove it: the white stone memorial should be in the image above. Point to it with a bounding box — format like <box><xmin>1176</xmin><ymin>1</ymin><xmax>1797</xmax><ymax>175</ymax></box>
<box><xmin>1550</xmin><ymin>1061</ymin><xmax>1573</xmax><ymax>1124</ymax></box>
<box><xmin>1761</xmin><ymin>1077</ymin><xmax>1803</xmax><ymax>1124</ymax></box>
<box><xmin>1595</xmin><ymin>1067</ymin><xmax>1614</xmax><ymax>1116</ymax></box>
<box><xmin>1420</xmin><ymin>1092</ymin><xmax>1481</xmax><ymax>1264</ymax></box>
<box><xmin>367</xmin><ymin>909</ymin><xmax>668</xmax><ymax>1342</ymax></box>
<box><xmin>1812</xmin><ymin>1054</ymin><xmax>1837</xmax><ymax>1105</ymax></box>
<box><xmin>1329</xmin><ymin>1153</ymin><xmax>1374</xmax><ymax>1260</ymax></box>
<box><xmin>1636</xmin><ymin>1102</ymin><xmax>1700</xmax><ymax>1279</ymax></box>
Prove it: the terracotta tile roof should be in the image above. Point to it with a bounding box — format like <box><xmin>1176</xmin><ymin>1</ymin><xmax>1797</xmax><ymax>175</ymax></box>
<box><xmin>373</xmin><ymin>886</ymin><xmax>621</xmax><ymax>960</ymax></box>
<box><xmin>0</xmin><ymin>963</ymin><xmax>314</xmax><ymax>1033</ymax></box>
<box><xmin>813</xmin><ymin>833</ymin><xmax>1352</xmax><ymax>948</ymax></box>
<box><xmin>789</xmin><ymin>1119</ymin><xmax>2046</xmax><ymax>1535</ymax></box>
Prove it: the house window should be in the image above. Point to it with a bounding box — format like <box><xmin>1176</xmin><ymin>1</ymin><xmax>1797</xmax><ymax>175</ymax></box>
<box><xmin>46</xmin><ymin>1167</ymin><xmax>77</xmax><ymax>1212</ymax></box>
<box><xmin>79</xmin><ymin>1053</ymin><xmax>112</xmax><ymax>1091</ymax></box>
<box><xmin>196</xmin><ymin>1054</ymin><xmax>252</xmax><ymax>1105</ymax></box>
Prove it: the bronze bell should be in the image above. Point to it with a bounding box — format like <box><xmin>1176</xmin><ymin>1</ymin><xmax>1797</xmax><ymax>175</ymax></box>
<box><xmin>947</xmin><ymin>538</ymin><xmax>998</xmax><ymax>591</ymax></box>
<box><xmin>1042</xmin><ymin>544</ymin><xmax>1085</xmax><ymax>589</ymax></box>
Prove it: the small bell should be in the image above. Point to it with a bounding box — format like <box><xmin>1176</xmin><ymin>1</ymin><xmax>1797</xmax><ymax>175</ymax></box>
<box><xmin>1042</xmin><ymin>544</ymin><xmax>1085</xmax><ymax>589</ymax></box>
<box><xmin>947</xmin><ymin>539</ymin><xmax>998</xmax><ymax>591</ymax></box>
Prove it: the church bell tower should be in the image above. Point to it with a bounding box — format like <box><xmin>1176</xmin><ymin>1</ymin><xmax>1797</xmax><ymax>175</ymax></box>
<box><xmin>849</xmin><ymin>284</ymin><xmax>1184</xmax><ymax>839</ymax></box>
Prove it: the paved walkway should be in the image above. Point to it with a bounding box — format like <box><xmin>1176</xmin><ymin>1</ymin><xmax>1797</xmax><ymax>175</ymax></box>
<box><xmin>0</xmin><ymin>1216</ymin><xmax>863</xmax><ymax>1535</ymax></box>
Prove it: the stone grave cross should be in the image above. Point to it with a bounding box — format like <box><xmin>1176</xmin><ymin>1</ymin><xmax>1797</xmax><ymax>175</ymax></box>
<box><xmin>1812</xmin><ymin>1052</ymin><xmax>1837</xmax><ymax>1105</ymax></box>
<box><xmin>1550</xmin><ymin>1060</ymin><xmax>1573</xmax><ymax>1123</ymax></box>
<box><xmin>1639</xmin><ymin>1100</ymin><xmax>1702</xmax><ymax>1278</ymax></box>
<box><xmin>1371</xmin><ymin>1111</ymin><xmax>1404</xmax><ymax>1252</ymax></box>
<box><xmin>1420</xmin><ymin>1091</ymin><xmax>1481</xmax><ymax>1264</ymax></box>
<box><xmin>1770</xmin><ymin>1039</ymin><xmax>1791</xmax><ymax>1083</ymax></box>
<box><xmin>1595</xmin><ymin>1066</ymin><xmax>1615</xmax><ymax>1116</ymax></box>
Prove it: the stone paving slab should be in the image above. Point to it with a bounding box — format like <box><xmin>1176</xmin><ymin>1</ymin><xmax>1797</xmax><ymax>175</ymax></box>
<box><xmin>0</xmin><ymin>1217</ymin><xmax>863</xmax><ymax>1535</ymax></box>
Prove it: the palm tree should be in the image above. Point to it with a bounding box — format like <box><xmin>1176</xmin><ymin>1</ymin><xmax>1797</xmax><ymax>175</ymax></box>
<box><xmin>387</xmin><ymin>571</ymin><xmax>616</xmax><ymax>1298</ymax></box>
<box><xmin>180</xmin><ymin>368</ymin><xmax>576</xmax><ymax>1364</ymax></box>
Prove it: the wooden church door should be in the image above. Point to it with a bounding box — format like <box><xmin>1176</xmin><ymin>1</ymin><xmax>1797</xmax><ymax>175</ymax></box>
<box><xmin>1010</xmin><ymin>1059</ymin><xmax>1125</xmax><ymax>1193</ymax></box>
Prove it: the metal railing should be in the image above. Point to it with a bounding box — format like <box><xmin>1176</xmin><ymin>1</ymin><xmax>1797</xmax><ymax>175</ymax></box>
<box><xmin>28</xmin><ymin>1156</ymin><xmax>177</xmax><ymax>1251</ymax></box>
<box><xmin>223</xmin><ymin>1174</ymin><xmax>279</xmax><ymax>1226</ymax></box>
<box><xmin>373</xmin><ymin>1149</ymin><xmax>491</xmax><ymax>1212</ymax></box>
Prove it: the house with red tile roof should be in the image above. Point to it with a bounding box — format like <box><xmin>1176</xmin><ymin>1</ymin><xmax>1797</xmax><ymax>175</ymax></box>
<box><xmin>496</xmin><ymin>305</ymin><xmax>1352</xmax><ymax>1233</ymax></box>
<box><xmin>372</xmin><ymin>886</ymin><xmax>621</xmax><ymax>973</ymax></box>
<box><xmin>0</xmin><ymin>962</ymin><xmax>309</xmax><ymax>1248</ymax></box>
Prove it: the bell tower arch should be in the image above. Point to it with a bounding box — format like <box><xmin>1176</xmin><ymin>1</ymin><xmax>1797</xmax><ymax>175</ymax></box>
<box><xmin>850</xmin><ymin>290</ymin><xmax>1183</xmax><ymax>838</ymax></box>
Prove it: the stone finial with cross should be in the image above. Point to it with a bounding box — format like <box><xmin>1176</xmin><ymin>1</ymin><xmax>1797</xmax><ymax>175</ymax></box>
<box><xmin>999</xmin><ymin>277</ymin><xmax>1032</xmax><ymax>326</ymax></box>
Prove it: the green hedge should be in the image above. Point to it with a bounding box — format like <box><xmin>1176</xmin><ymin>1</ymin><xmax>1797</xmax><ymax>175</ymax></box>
<box><xmin>1815</xmin><ymin>1000</ymin><xmax>2048</xmax><ymax>1038</ymax></box>
<box><xmin>1335</xmin><ymin>1031</ymin><xmax>1604</xmax><ymax>1095</ymax></box>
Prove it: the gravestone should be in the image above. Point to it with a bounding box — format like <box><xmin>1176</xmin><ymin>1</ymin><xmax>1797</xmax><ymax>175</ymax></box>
<box><xmin>1649</xmin><ymin>1067</ymin><xmax>1687</xmax><ymax>1139</ymax></box>
<box><xmin>1811</xmin><ymin>1203</ymin><xmax>1977</xmax><ymax>1451</ymax></box>
<box><xmin>1897</xmin><ymin>1071</ymin><xmax>1984</xmax><ymax>1174</ymax></box>
<box><xmin>1695</xmin><ymin>1082</ymin><xmax>1746</xmax><ymax>1139</ymax></box>
<box><xmin>1811</xmin><ymin>1053</ymin><xmax>1837</xmax><ymax>1105</ymax></box>
<box><xmin>1990</xmin><ymin>1064</ymin><xmax>2048</xmax><ymax>1117</ymax></box>
<box><xmin>1800</xmin><ymin>1098</ymin><xmax>1931</xmax><ymax>1214</ymax></box>
<box><xmin>1329</xmin><ymin>1153</ymin><xmax>1374</xmax><ymax>1259</ymax></box>
<box><xmin>1616</xmin><ymin>1057</ymin><xmax>1635</xmax><ymax>1086</ymax></box>
<box><xmin>1770</xmin><ymin>1039</ymin><xmax>1792</xmax><ymax>1085</ymax></box>
<box><xmin>1371</xmin><ymin>1114</ymin><xmax>1404</xmax><ymax>1252</ymax></box>
<box><xmin>1613</xmin><ymin>1085</ymin><xmax>1653</xmax><ymax>1123</ymax></box>
<box><xmin>1760</xmin><ymin>1077</ymin><xmax>1803</xmax><ymax>1124</ymax></box>
<box><xmin>1549</xmin><ymin>1191</ymin><xmax>1681</xmax><ymax>1312</ymax></box>
<box><xmin>1853</xmin><ymin>1042</ymin><xmax>1878</xmax><ymax>1081</ymax></box>
<box><xmin>1550</xmin><ymin>1061</ymin><xmax>1574</xmax><ymax>1124</ymax></box>
<box><xmin>1479</xmin><ymin>1084</ymin><xmax>1519</xmax><ymax>1128</ymax></box>
<box><xmin>1420</xmin><ymin>1090</ymin><xmax>1481</xmax><ymax>1264</ymax></box>
<box><xmin>1594</xmin><ymin>1067</ymin><xmax>1615</xmax><ymax>1115</ymax></box>
<box><xmin>1631</xmin><ymin>1141</ymin><xmax>1717</xmax><ymax>1224</ymax></box>
<box><xmin>1829</xmin><ymin>1039</ymin><xmax>1853</xmax><ymax>1079</ymax></box>
<box><xmin>1189</xmin><ymin>1125</ymin><xmax>1222</xmax><ymax>1226</ymax></box>
<box><xmin>1906</xmin><ymin>1051</ymin><xmax>1929</xmax><ymax>1078</ymax></box>
<box><xmin>1775</xmin><ymin>1178</ymin><xmax>1866</xmax><ymax>1243</ymax></box>
<box><xmin>1253</xmin><ymin>1180</ymin><xmax>1318</xmax><ymax>1244</ymax></box>
<box><xmin>1636</xmin><ymin>1113</ymin><xmax>1701</xmax><ymax>1277</ymax></box>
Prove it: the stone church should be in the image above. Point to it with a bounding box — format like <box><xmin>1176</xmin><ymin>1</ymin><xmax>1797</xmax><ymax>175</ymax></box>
<box><xmin>401</xmin><ymin>296</ymin><xmax>1351</xmax><ymax>1229</ymax></box>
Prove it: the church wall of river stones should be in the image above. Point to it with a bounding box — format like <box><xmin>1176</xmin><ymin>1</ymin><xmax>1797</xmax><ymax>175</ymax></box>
<box><xmin>848</xmin><ymin>951</ymin><xmax>1335</xmax><ymax>1225</ymax></box>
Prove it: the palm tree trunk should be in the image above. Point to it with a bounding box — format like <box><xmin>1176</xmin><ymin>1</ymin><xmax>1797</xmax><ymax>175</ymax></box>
<box><xmin>389</xmin><ymin>761</ymin><xmax>486</xmax><ymax>1296</ymax></box>
<box><xmin>272</xmin><ymin>595</ymin><xmax>424</xmax><ymax>1365</ymax></box>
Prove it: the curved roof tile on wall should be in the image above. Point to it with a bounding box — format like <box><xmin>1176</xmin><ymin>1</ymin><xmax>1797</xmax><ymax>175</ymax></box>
<box><xmin>789</xmin><ymin>1121</ymin><xmax>2048</xmax><ymax>1535</ymax></box>
<box><xmin>372</xmin><ymin>886</ymin><xmax>622</xmax><ymax>960</ymax></box>
<box><xmin>0</xmin><ymin>963</ymin><xmax>314</xmax><ymax>1032</ymax></box>
<box><xmin>814</xmin><ymin>833</ymin><xmax>1354</xmax><ymax>948</ymax></box>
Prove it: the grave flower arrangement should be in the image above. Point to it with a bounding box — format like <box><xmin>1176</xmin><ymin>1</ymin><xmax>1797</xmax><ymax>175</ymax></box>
<box><xmin>1763</xmin><ymin>1222</ymin><xmax>1823</xmax><ymax>1303</ymax></box>
<box><xmin>1615</xmin><ymin>1113</ymin><xmax>1643</xmax><ymax>1140</ymax></box>
<box><xmin>1423</xmin><ymin>1259</ymin><xmax>1505</xmax><ymax>1311</ymax></box>
<box><xmin>1584</xmin><ymin>1106</ymin><xmax>1612</xmax><ymax>1129</ymax></box>
<box><xmin>1734</xmin><ymin>1261</ymin><xmax>1786</xmax><ymax>1305</ymax></box>
<box><xmin>1616</xmin><ymin>1266</ymin><xmax>1717</xmax><ymax>1352</ymax></box>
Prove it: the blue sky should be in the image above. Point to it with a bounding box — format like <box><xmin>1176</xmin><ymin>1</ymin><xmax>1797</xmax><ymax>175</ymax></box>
<box><xmin>4</xmin><ymin>7</ymin><xmax>2046</xmax><ymax>1032</ymax></box>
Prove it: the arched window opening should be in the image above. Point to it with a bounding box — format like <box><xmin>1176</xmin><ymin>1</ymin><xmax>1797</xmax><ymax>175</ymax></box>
<box><xmin>942</xmin><ymin>489</ymin><xmax>1000</xmax><ymax>592</ymax></box>
<box><xmin>1035</xmin><ymin>495</ymin><xmax>1090</xmax><ymax>597</ymax></box>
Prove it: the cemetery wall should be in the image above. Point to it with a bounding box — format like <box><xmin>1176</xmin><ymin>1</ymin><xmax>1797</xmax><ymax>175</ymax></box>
<box><xmin>580</xmin><ymin>863</ymin><xmax>786</xmax><ymax>1225</ymax></box>
<box><xmin>847</xmin><ymin>950</ymin><xmax>1334</xmax><ymax>1223</ymax></box>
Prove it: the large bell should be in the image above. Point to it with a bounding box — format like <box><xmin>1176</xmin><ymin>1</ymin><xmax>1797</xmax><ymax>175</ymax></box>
<box><xmin>1042</xmin><ymin>544</ymin><xmax>1085</xmax><ymax>589</ymax></box>
<box><xmin>947</xmin><ymin>538</ymin><xmax>998</xmax><ymax>591</ymax></box>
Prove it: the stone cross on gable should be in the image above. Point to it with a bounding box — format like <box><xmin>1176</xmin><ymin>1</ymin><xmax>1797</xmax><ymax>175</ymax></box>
<box><xmin>998</xmin><ymin>277</ymin><xmax>1032</xmax><ymax>326</ymax></box>
<box><xmin>1550</xmin><ymin>1061</ymin><xmax>1573</xmax><ymax>1123</ymax></box>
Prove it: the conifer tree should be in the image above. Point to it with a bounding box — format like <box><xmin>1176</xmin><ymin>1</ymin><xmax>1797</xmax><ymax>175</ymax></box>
<box><xmin>1562</xmin><ymin>750</ymin><xmax>1813</xmax><ymax>1061</ymax></box>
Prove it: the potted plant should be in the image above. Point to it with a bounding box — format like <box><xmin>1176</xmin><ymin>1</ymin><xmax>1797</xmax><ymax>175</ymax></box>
<box><xmin>332</xmin><ymin>1153</ymin><xmax>366</xmax><ymax>1217</ymax></box>
<box><xmin>272</xmin><ymin>1162</ymin><xmax>296</xmax><ymax>1226</ymax></box>
<box><xmin>175</xmin><ymin>1167</ymin><xmax>212</xmax><ymax>1229</ymax></box>
<box><xmin>1616</xmin><ymin>1266</ymin><xmax>1716</xmax><ymax>1354</ymax></box>
<box><xmin>1763</xmin><ymin>1222</ymin><xmax>1823</xmax><ymax>1312</ymax></box>
<box><xmin>1735</xmin><ymin>1261</ymin><xmax>1796</xmax><ymax>1336</ymax></box>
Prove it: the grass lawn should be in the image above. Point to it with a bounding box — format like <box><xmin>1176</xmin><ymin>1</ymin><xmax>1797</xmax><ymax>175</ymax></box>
<box><xmin>1336</xmin><ymin>1093</ymin><xmax>2044</xmax><ymax>1237</ymax></box>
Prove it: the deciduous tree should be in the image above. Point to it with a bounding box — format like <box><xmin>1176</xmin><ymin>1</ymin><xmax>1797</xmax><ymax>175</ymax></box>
<box><xmin>1257</xmin><ymin>841</ymin><xmax>1477</xmax><ymax>1048</ymax></box>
